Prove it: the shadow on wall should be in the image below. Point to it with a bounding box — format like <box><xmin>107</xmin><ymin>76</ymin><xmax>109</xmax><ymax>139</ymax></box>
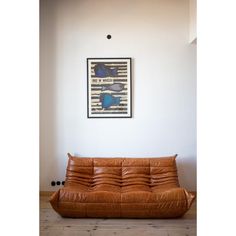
<box><xmin>176</xmin><ymin>156</ymin><xmax>196</xmax><ymax>191</ymax></box>
<box><xmin>40</xmin><ymin>0</ymin><xmax>61</xmax><ymax>189</ymax></box>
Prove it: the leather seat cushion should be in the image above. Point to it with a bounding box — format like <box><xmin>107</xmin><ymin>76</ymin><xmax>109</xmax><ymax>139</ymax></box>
<box><xmin>59</xmin><ymin>186</ymin><xmax>121</xmax><ymax>203</ymax></box>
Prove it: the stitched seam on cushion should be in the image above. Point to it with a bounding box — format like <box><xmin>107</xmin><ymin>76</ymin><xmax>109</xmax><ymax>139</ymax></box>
<box><xmin>91</xmin><ymin>166</ymin><xmax>174</xmax><ymax>167</ymax></box>
<box><xmin>59</xmin><ymin>200</ymin><xmax>187</xmax><ymax>204</ymax></box>
<box><xmin>120</xmin><ymin>158</ymin><xmax>124</xmax><ymax>217</ymax></box>
<box><xmin>183</xmin><ymin>188</ymin><xmax>189</xmax><ymax>209</ymax></box>
<box><xmin>149</xmin><ymin>159</ymin><xmax>151</xmax><ymax>186</ymax></box>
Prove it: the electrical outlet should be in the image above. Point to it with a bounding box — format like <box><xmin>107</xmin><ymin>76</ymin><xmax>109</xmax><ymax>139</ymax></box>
<box><xmin>51</xmin><ymin>180</ymin><xmax>65</xmax><ymax>187</ymax></box>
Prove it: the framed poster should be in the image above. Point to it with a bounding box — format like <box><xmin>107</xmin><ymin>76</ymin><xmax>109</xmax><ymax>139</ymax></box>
<box><xmin>87</xmin><ymin>58</ymin><xmax>132</xmax><ymax>118</ymax></box>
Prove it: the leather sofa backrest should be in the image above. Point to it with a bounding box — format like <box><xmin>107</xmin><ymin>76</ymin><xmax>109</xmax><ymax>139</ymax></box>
<box><xmin>65</xmin><ymin>154</ymin><xmax>179</xmax><ymax>189</ymax></box>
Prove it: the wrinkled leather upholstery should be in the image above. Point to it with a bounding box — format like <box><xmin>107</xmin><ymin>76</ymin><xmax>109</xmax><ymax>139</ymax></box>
<box><xmin>50</xmin><ymin>154</ymin><xmax>195</xmax><ymax>218</ymax></box>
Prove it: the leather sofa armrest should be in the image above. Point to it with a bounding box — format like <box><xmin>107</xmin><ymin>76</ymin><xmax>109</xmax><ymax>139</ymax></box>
<box><xmin>49</xmin><ymin>190</ymin><xmax>60</xmax><ymax>212</ymax></box>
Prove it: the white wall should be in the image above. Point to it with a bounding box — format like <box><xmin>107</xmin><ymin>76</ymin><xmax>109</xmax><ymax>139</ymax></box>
<box><xmin>40</xmin><ymin>0</ymin><xmax>196</xmax><ymax>191</ymax></box>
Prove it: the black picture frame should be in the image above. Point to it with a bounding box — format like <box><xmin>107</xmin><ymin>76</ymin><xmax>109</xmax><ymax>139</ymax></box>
<box><xmin>87</xmin><ymin>58</ymin><xmax>132</xmax><ymax>118</ymax></box>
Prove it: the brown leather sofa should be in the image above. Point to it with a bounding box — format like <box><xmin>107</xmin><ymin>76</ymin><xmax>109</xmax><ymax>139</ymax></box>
<box><xmin>50</xmin><ymin>154</ymin><xmax>195</xmax><ymax>218</ymax></box>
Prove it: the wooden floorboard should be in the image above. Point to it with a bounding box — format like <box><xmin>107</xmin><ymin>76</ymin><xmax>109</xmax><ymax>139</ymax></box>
<box><xmin>40</xmin><ymin>194</ymin><xmax>196</xmax><ymax>236</ymax></box>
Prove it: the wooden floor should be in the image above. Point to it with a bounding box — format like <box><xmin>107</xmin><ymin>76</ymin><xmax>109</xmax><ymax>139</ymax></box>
<box><xmin>40</xmin><ymin>194</ymin><xmax>196</xmax><ymax>236</ymax></box>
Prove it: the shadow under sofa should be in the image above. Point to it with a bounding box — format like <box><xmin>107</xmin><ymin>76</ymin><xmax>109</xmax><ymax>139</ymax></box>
<box><xmin>50</xmin><ymin>154</ymin><xmax>195</xmax><ymax>218</ymax></box>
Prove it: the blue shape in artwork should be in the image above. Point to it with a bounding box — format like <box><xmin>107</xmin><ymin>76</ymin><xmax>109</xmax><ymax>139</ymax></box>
<box><xmin>101</xmin><ymin>83</ymin><xmax>125</xmax><ymax>92</ymax></box>
<box><xmin>94</xmin><ymin>63</ymin><xmax>118</xmax><ymax>77</ymax></box>
<box><xmin>100</xmin><ymin>93</ymin><xmax>121</xmax><ymax>109</ymax></box>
